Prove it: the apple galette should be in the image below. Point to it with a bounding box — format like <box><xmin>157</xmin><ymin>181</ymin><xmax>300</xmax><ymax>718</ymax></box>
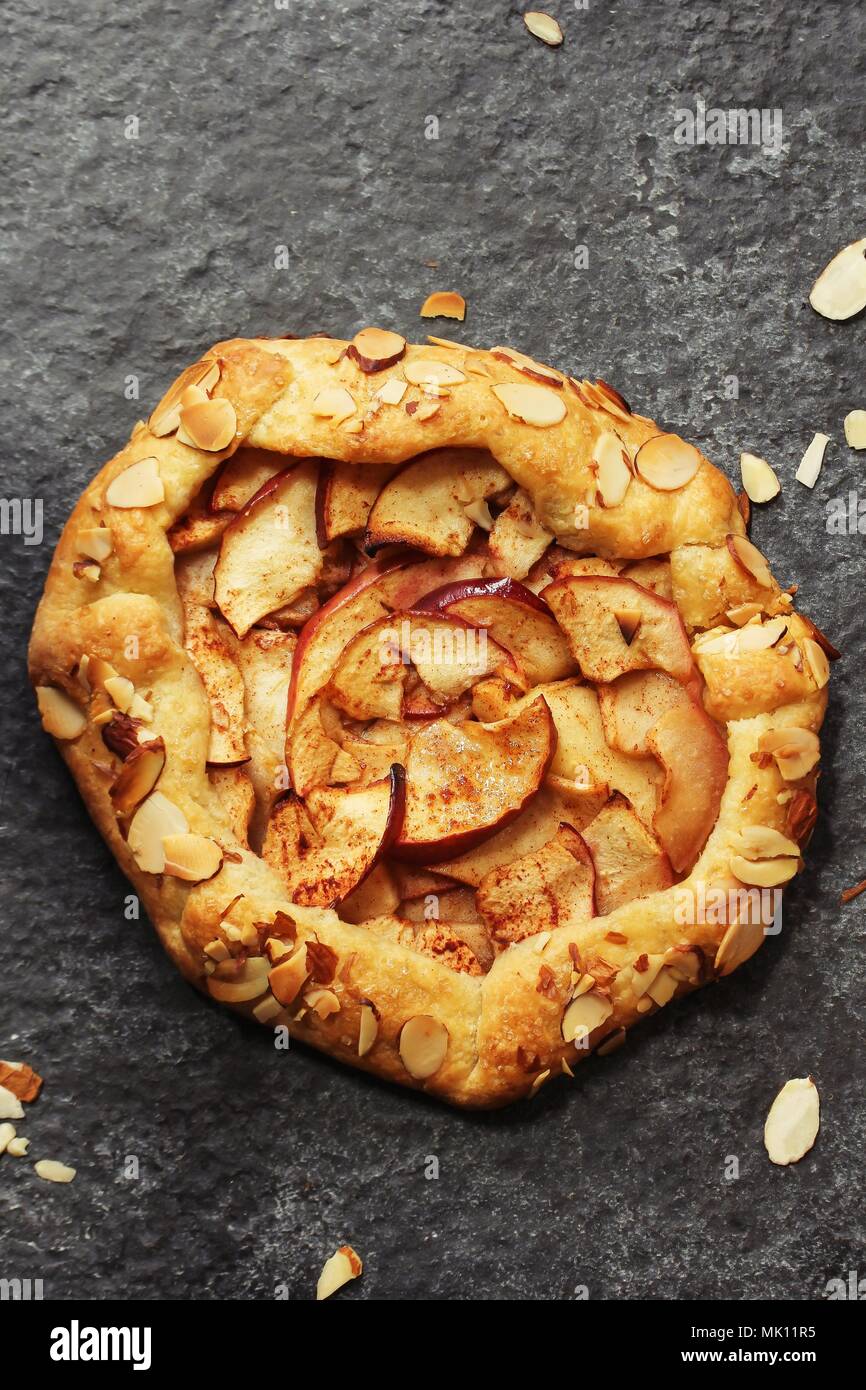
<box><xmin>29</xmin><ymin>331</ymin><xmax>833</xmax><ymax>1106</ymax></box>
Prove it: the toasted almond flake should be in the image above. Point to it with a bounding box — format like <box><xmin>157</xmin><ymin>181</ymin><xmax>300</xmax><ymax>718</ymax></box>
<box><xmin>561</xmin><ymin>991</ymin><xmax>613</xmax><ymax>1044</ymax></box>
<box><xmin>127</xmin><ymin>791</ymin><xmax>188</xmax><ymax>873</ymax></box>
<box><xmin>560</xmin><ymin>1057</ymin><xmax>574</xmax><ymax>1077</ymax></box>
<box><xmin>177</xmin><ymin>397</ymin><xmax>237</xmax><ymax>452</ymax></box>
<box><xmin>129</xmin><ymin>693</ymin><xmax>153</xmax><ymax>722</ymax></box>
<box><xmin>795</xmin><ymin>432</ymin><xmax>830</xmax><ymax>488</ymax></box>
<box><xmin>757</xmin><ymin>726</ymin><xmax>820</xmax><ymax>781</ymax></box>
<box><xmin>404</xmin><ymin>358</ymin><xmax>466</xmax><ymax>387</ymax></box>
<box><xmin>523</xmin><ymin>10</ymin><xmax>564</xmax><ymax>45</ymax></box>
<box><xmin>491</xmin><ymin>381</ymin><xmax>567</xmax><ymax>427</ymax></box>
<box><xmin>636</xmin><ymin>997</ymin><xmax>653</xmax><ymax>1013</ymax></box>
<box><xmin>179</xmin><ymin>384</ymin><xmax>209</xmax><ymax>410</ymax></box>
<box><xmin>375</xmin><ymin>377</ymin><xmax>408</xmax><ymax>406</ymax></box>
<box><xmin>714</xmin><ymin>917</ymin><xmax>765</xmax><ymax>976</ymax></box>
<box><xmin>592</xmin><ymin>431</ymin><xmax>632</xmax><ymax>507</ymax></box>
<box><xmin>844</xmin><ymin>410</ymin><xmax>866</xmax><ymax>449</ymax></box>
<box><xmin>7</xmin><ymin>1136</ymin><xmax>29</xmax><ymax>1157</ymax></box>
<box><xmin>634</xmin><ymin>433</ymin><xmax>701</xmax><ymax>491</ymax></box>
<box><xmin>34</xmin><ymin>1159</ymin><xmax>76</xmax><ymax>1184</ymax></box>
<box><xmin>268</xmin><ymin>949</ymin><xmax>310</xmax><ymax>1007</ymax></box>
<box><xmin>36</xmin><ymin>686</ymin><xmax>86</xmax><ymax>740</ymax></box>
<box><xmin>204</xmin><ymin>938</ymin><xmax>230</xmax><ymax>961</ymax></box>
<box><xmin>725</xmin><ymin>601</ymin><xmax>764</xmax><ymax>626</ymax></box>
<box><xmin>727</xmin><ymin>533</ymin><xmax>774</xmax><ymax>588</ymax></box>
<box><xmin>109</xmin><ymin>739</ymin><xmax>166</xmax><ymax>817</ymax></box>
<box><xmin>253</xmin><ymin>994</ymin><xmax>284</xmax><ymax>1024</ymax></box>
<box><xmin>420</xmin><ymin>291</ymin><xmax>466</xmax><ymax>321</ymax></box>
<box><xmin>529</xmin><ymin>1068</ymin><xmax>551</xmax><ymax>1096</ymax></box>
<box><xmin>347</xmin><ymin>327</ymin><xmax>407</xmax><ymax>373</ymax></box>
<box><xmin>207</xmin><ymin>956</ymin><xmax>270</xmax><ymax>1004</ymax></box>
<box><xmin>149</xmin><ymin>359</ymin><xmax>221</xmax><ymax>436</ymax></box>
<box><xmin>73</xmin><ymin>559</ymin><xmax>101</xmax><ymax>582</ymax></box>
<box><xmin>802</xmin><ymin>637</ymin><xmax>830</xmax><ymax>689</ymax></box>
<box><xmin>809</xmin><ymin>238</ymin><xmax>866</xmax><ymax>320</ymax></box>
<box><xmin>104</xmin><ymin>675</ymin><xmax>135</xmax><ymax>713</ymax></box>
<box><xmin>399</xmin><ymin>1015</ymin><xmax>449</xmax><ymax>1079</ymax></box>
<box><xmin>730</xmin><ymin>854</ymin><xmax>798</xmax><ymax>888</ymax></box>
<box><xmin>464</xmin><ymin>498</ymin><xmax>494</xmax><ymax>531</ymax></box>
<box><xmin>734</xmin><ymin>825</ymin><xmax>800</xmax><ymax>860</ymax></box>
<box><xmin>161</xmin><ymin>833</ymin><xmax>223</xmax><ymax>882</ymax></box>
<box><xmin>106</xmin><ymin>457</ymin><xmax>164</xmax><ymax>509</ymax></box>
<box><xmin>740</xmin><ymin>452</ymin><xmax>780</xmax><ymax>503</ymax></box>
<box><xmin>764</xmin><ymin>1077</ymin><xmax>820</xmax><ymax>1165</ymax></box>
<box><xmin>358</xmin><ymin>1002</ymin><xmax>379</xmax><ymax>1057</ymax></box>
<box><xmin>79</xmin><ymin>525</ymin><xmax>113</xmax><ymax>564</ymax></box>
<box><xmin>0</xmin><ymin>1122</ymin><xmax>15</xmax><ymax>1153</ymax></box>
<box><xmin>414</xmin><ymin>400</ymin><xmax>441</xmax><ymax>421</ymax></box>
<box><xmin>574</xmin><ymin>972</ymin><xmax>596</xmax><ymax>997</ymax></box>
<box><xmin>265</xmin><ymin>936</ymin><xmax>292</xmax><ymax>964</ymax></box>
<box><xmin>312</xmin><ymin>385</ymin><xmax>356</xmax><ymax>424</ymax></box>
<box><xmin>304</xmin><ymin>986</ymin><xmax>341</xmax><ymax>1019</ymax></box>
<box><xmin>316</xmin><ymin>1246</ymin><xmax>363</xmax><ymax>1301</ymax></box>
<box><xmin>0</xmin><ymin>1086</ymin><xmax>24</xmax><ymax>1120</ymax></box>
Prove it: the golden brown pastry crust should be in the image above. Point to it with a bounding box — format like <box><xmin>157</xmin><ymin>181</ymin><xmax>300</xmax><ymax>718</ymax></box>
<box><xmin>29</xmin><ymin>335</ymin><xmax>829</xmax><ymax>1107</ymax></box>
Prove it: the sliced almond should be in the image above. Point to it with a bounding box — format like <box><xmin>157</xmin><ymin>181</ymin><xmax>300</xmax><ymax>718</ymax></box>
<box><xmin>764</xmin><ymin>1077</ymin><xmax>820</xmax><ymax>1165</ymax></box>
<box><xmin>730</xmin><ymin>854</ymin><xmax>799</xmax><ymax>888</ymax></box>
<box><xmin>312</xmin><ymin>385</ymin><xmax>356</xmax><ymax>424</ymax></box>
<box><xmin>268</xmin><ymin>948</ymin><xmax>310</xmax><ymax>1006</ymax></box>
<box><xmin>714</xmin><ymin>917</ymin><xmax>765</xmax><ymax>976</ymax></box>
<box><xmin>78</xmin><ymin>526</ymin><xmax>113</xmax><ymax>562</ymax></box>
<box><xmin>740</xmin><ymin>452</ymin><xmax>780</xmax><ymax>503</ymax></box>
<box><xmin>725</xmin><ymin>601</ymin><xmax>764</xmax><ymax>626</ymax></box>
<box><xmin>358</xmin><ymin>1002</ymin><xmax>379</xmax><ymax>1057</ymax></box>
<box><xmin>161</xmin><ymin>833</ymin><xmax>223</xmax><ymax>882</ymax></box>
<box><xmin>464</xmin><ymin>498</ymin><xmax>494</xmax><ymax>531</ymax></box>
<box><xmin>843</xmin><ymin>409</ymin><xmax>866</xmax><ymax>449</ymax></box>
<box><xmin>399</xmin><ymin>1015</ymin><xmax>449</xmax><ymax>1079</ymax></box>
<box><xmin>733</xmin><ymin>825</ymin><xmax>800</xmax><ymax>860</ymax></box>
<box><xmin>110</xmin><ymin>739</ymin><xmax>165</xmax><ymax>817</ymax></box>
<box><xmin>802</xmin><ymin>637</ymin><xmax>830</xmax><ymax>689</ymax></box>
<box><xmin>347</xmin><ymin>327</ymin><xmax>407</xmax><ymax>373</ymax></box>
<box><xmin>420</xmin><ymin>292</ymin><xmax>466</xmax><ymax>321</ymax></box>
<box><xmin>374</xmin><ymin>377</ymin><xmax>408</xmax><ymax>406</ymax></box>
<box><xmin>7</xmin><ymin>1136</ymin><xmax>29</xmax><ymax>1157</ymax></box>
<box><xmin>73</xmin><ymin>560</ymin><xmax>101</xmax><ymax>582</ymax></box>
<box><xmin>413</xmin><ymin>400</ymin><xmax>441</xmax><ymax>421</ymax></box>
<box><xmin>0</xmin><ymin>1088</ymin><xmax>24</xmax><ymax>1121</ymax></box>
<box><xmin>127</xmin><ymin>791</ymin><xmax>188</xmax><ymax>873</ymax></box>
<box><xmin>129</xmin><ymin>693</ymin><xmax>154</xmax><ymax>722</ymax></box>
<box><xmin>757</xmin><ymin>727</ymin><xmax>820</xmax><ymax>780</ymax></box>
<box><xmin>34</xmin><ymin>1159</ymin><xmax>76</xmax><ymax>1183</ymax></box>
<box><xmin>634</xmin><ymin>433</ymin><xmax>701</xmax><ymax>491</ymax></box>
<box><xmin>646</xmin><ymin>967</ymin><xmax>678</xmax><ymax>1008</ymax></box>
<box><xmin>105</xmin><ymin>457</ymin><xmax>164</xmax><ymax>509</ymax></box>
<box><xmin>104</xmin><ymin>675</ymin><xmax>135</xmax><ymax>713</ymax></box>
<box><xmin>809</xmin><ymin>238</ymin><xmax>866</xmax><ymax>320</ymax></box>
<box><xmin>697</xmin><ymin>617</ymin><xmax>787</xmax><ymax>656</ymax></box>
<box><xmin>490</xmin><ymin>381</ymin><xmax>566</xmax><ymax>427</ymax></box>
<box><xmin>206</xmin><ymin>956</ymin><xmax>270</xmax><ymax>1004</ymax></box>
<box><xmin>304</xmin><ymin>986</ymin><xmax>340</xmax><ymax>1019</ymax></box>
<box><xmin>0</xmin><ymin>1122</ymin><xmax>16</xmax><ymax>1153</ymax></box>
<box><xmin>36</xmin><ymin>687</ymin><xmax>86</xmax><ymax>740</ymax></box>
<box><xmin>561</xmin><ymin>991</ymin><xmax>613</xmax><ymax>1044</ymax></box>
<box><xmin>523</xmin><ymin>11</ymin><xmax>564</xmax><ymax>45</ymax></box>
<box><xmin>591</xmin><ymin>431</ymin><xmax>632</xmax><ymax>507</ymax></box>
<box><xmin>404</xmin><ymin>359</ymin><xmax>466</xmax><ymax>387</ymax></box>
<box><xmin>726</xmin><ymin>533</ymin><xmax>774</xmax><ymax>588</ymax></box>
<box><xmin>795</xmin><ymin>432</ymin><xmax>830</xmax><ymax>489</ymax></box>
<box><xmin>149</xmin><ymin>358</ymin><xmax>221</xmax><ymax>436</ymax></box>
<box><xmin>316</xmin><ymin>1245</ymin><xmax>363</xmax><ymax>1301</ymax></box>
<box><xmin>177</xmin><ymin>397</ymin><xmax>237</xmax><ymax>452</ymax></box>
<box><xmin>252</xmin><ymin>994</ymin><xmax>283</xmax><ymax>1024</ymax></box>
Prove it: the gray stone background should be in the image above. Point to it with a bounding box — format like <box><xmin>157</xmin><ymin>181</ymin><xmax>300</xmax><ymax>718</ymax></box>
<box><xmin>2</xmin><ymin>0</ymin><xmax>864</xmax><ymax>1301</ymax></box>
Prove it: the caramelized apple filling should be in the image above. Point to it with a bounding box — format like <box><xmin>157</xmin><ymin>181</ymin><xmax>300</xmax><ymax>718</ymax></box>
<box><xmin>171</xmin><ymin>445</ymin><xmax>729</xmax><ymax>975</ymax></box>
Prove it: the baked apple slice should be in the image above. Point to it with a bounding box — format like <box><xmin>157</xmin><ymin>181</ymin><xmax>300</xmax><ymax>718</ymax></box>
<box><xmin>414</xmin><ymin>577</ymin><xmax>576</xmax><ymax>685</ymax></box>
<box><xmin>211</xmin><ymin>448</ymin><xmax>285</xmax><ymax>512</ymax></box>
<box><xmin>488</xmin><ymin>487</ymin><xmax>553</xmax><ymax>578</ymax></box>
<box><xmin>339</xmin><ymin>861</ymin><xmax>401</xmax><ymax>924</ymax></box>
<box><xmin>315</xmin><ymin>461</ymin><xmax>394</xmax><ymax>545</ymax></box>
<box><xmin>263</xmin><ymin>766</ymin><xmax>406</xmax><ymax>908</ymax></box>
<box><xmin>287</xmin><ymin>695</ymin><xmax>345</xmax><ymax>797</ymax></box>
<box><xmin>477</xmin><ymin>824</ymin><xmax>596</xmax><ymax>944</ymax></box>
<box><xmin>582</xmin><ymin>793</ymin><xmax>674</xmax><ymax>914</ymax></box>
<box><xmin>235</xmin><ymin>628</ymin><xmax>295</xmax><ymax>837</ymax></box>
<box><xmin>543</xmin><ymin>575</ymin><xmax>695</xmax><ymax>683</ymax></box>
<box><xmin>214</xmin><ymin>461</ymin><xmax>322</xmax><ymax>637</ymax></box>
<box><xmin>597</xmin><ymin>670</ymin><xmax>696</xmax><ymax>757</ymax></box>
<box><xmin>393</xmin><ymin>695</ymin><xmax>556</xmax><ymax>862</ymax></box>
<box><xmin>365</xmin><ymin>448</ymin><xmax>511</xmax><ymax>556</ymax></box>
<box><xmin>647</xmin><ymin>702</ymin><xmax>728</xmax><ymax>873</ymax></box>
<box><xmin>182</xmin><ymin>604</ymin><xmax>248</xmax><ymax>764</ymax></box>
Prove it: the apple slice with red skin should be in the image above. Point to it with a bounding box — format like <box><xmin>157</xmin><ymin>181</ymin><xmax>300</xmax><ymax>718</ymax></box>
<box><xmin>414</xmin><ymin>576</ymin><xmax>576</xmax><ymax>684</ymax></box>
<box><xmin>393</xmin><ymin>695</ymin><xmax>556</xmax><ymax>863</ymax></box>
<box><xmin>477</xmin><ymin>823</ymin><xmax>596</xmax><ymax>944</ymax></box>
<box><xmin>212</xmin><ymin>448</ymin><xmax>286</xmax><ymax>512</ymax></box>
<box><xmin>542</xmin><ymin>575</ymin><xmax>695</xmax><ymax>684</ymax></box>
<box><xmin>597</xmin><ymin>670</ymin><xmax>698</xmax><ymax>758</ymax></box>
<box><xmin>214</xmin><ymin>462</ymin><xmax>322</xmax><ymax>638</ymax></box>
<box><xmin>647</xmin><ymin>702</ymin><xmax>729</xmax><ymax>874</ymax></box>
<box><xmin>582</xmin><ymin>793</ymin><xmax>674</xmax><ymax>914</ymax></box>
<box><xmin>365</xmin><ymin>448</ymin><xmax>511</xmax><ymax>556</ymax></box>
<box><xmin>315</xmin><ymin>461</ymin><xmax>395</xmax><ymax>548</ymax></box>
<box><xmin>262</xmin><ymin>765</ymin><xmax>406</xmax><ymax>908</ymax></box>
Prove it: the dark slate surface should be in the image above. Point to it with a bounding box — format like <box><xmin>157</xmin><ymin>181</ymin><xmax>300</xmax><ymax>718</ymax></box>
<box><xmin>2</xmin><ymin>0</ymin><xmax>864</xmax><ymax>1302</ymax></box>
